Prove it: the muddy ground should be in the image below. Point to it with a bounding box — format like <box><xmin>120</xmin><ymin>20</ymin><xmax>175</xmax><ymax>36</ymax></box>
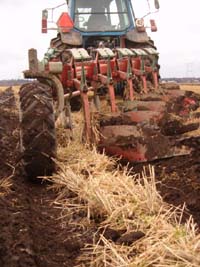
<box><xmin>0</xmin><ymin>88</ymin><xmax>95</xmax><ymax>267</ymax></box>
<box><xmin>155</xmin><ymin>143</ymin><xmax>200</xmax><ymax>224</ymax></box>
<box><xmin>0</xmin><ymin>87</ymin><xmax>200</xmax><ymax>266</ymax></box>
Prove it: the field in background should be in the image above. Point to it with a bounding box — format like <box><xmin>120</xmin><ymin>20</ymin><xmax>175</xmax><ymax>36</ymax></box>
<box><xmin>1</xmin><ymin>84</ymin><xmax>200</xmax><ymax>93</ymax></box>
<box><xmin>0</xmin><ymin>85</ymin><xmax>19</xmax><ymax>93</ymax></box>
<box><xmin>180</xmin><ymin>84</ymin><xmax>200</xmax><ymax>93</ymax></box>
<box><xmin>0</xmin><ymin>86</ymin><xmax>9</xmax><ymax>93</ymax></box>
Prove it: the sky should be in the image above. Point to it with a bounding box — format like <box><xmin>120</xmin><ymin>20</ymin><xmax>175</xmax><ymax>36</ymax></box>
<box><xmin>0</xmin><ymin>0</ymin><xmax>200</xmax><ymax>79</ymax></box>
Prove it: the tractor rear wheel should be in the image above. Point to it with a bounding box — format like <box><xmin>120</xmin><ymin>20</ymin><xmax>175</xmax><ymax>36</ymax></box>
<box><xmin>19</xmin><ymin>82</ymin><xmax>56</xmax><ymax>180</ymax></box>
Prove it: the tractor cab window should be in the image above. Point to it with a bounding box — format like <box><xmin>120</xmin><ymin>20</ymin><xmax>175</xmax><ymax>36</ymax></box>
<box><xmin>74</xmin><ymin>0</ymin><xmax>131</xmax><ymax>32</ymax></box>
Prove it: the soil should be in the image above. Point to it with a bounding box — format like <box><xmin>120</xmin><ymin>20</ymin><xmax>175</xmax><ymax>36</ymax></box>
<box><xmin>0</xmin><ymin>86</ymin><xmax>200</xmax><ymax>266</ymax></box>
<box><xmin>0</xmin><ymin>88</ymin><xmax>95</xmax><ymax>267</ymax></box>
<box><xmin>155</xmin><ymin>140</ymin><xmax>200</xmax><ymax>225</ymax></box>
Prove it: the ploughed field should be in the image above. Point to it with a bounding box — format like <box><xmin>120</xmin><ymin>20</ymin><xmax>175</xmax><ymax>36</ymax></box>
<box><xmin>131</xmin><ymin>84</ymin><xmax>200</xmax><ymax>224</ymax></box>
<box><xmin>0</xmin><ymin>84</ymin><xmax>200</xmax><ymax>266</ymax></box>
<box><xmin>147</xmin><ymin>84</ymin><xmax>200</xmax><ymax>222</ymax></box>
<box><xmin>0</xmin><ymin>87</ymin><xmax>87</xmax><ymax>267</ymax></box>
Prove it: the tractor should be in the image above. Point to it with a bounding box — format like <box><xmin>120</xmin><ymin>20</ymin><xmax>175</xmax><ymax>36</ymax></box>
<box><xmin>19</xmin><ymin>0</ymin><xmax>200</xmax><ymax>179</ymax></box>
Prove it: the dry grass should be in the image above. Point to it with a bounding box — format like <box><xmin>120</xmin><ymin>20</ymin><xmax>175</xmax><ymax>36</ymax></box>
<box><xmin>0</xmin><ymin>177</ymin><xmax>12</xmax><ymax>197</ymax></box>
<box><xmin>0</xmin><ymin>85</ymin><xmax>19</xmax><ymax>92</ymax></box>
<box><xmin>0</xmin><ymin>86</ymin><xmax>8</xmax><ymax>93</ymax></box>
<box><xmin>78</xmin><ymin>218</ymin><xmax>200</xmax><ymax>267</ymax></box>
<box><xmin>46</xmin><ymin>110</ymin><xmax>200</xmax><ymax>267</ymax></box>
<box><xmin>180</xmin><ymin>84</ymin><xmax>200</xmax><ymax>94</ymax></box>
<box><xmin>0</xmin><ymin>164</ymin><xmax>14</xmax><ymax>197</ymax></box>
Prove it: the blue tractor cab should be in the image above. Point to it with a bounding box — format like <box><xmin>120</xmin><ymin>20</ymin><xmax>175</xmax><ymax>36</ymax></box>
<box><xmin>68</xmin><ymin>0</ymin><xmax>135</xmax><ymax>36</ymax></box>
<box><xmin>56</xmin><ymin>0</ymin><xmax>158</xmax><ymax>49</ymax></box>
<box><xmin>41</xmin><ymin>0</ymin><xmax>159</xmax><ymax>49</ymax></box>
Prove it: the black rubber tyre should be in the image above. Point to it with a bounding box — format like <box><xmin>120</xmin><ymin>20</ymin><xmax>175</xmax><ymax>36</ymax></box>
<box><xmin>19</xmin><ymin>82</ymin><xmax>56</xmax><ymax>180</ymax></box>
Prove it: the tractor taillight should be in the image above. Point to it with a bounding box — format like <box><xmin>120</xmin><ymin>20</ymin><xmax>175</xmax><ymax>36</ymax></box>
<box><xmin>57</xmin><ymin>12</ymin><xmax>74</xmax><ymax>32</ymax></box>
<box><xmin>150</xmin><ymin>19</ymin><xmax>157</xmax><ymax>32</ymax></box>
<box><xmin>42</xmin><ymin>9</ymin><xmax>48</xmax><ymax>34</ymax></box>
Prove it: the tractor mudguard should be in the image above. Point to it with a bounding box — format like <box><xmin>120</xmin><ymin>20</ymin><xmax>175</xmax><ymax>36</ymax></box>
<box><xmin>125</xmin><ymin>29</ymin><xmax>149</xmax><ymax>43</ymax></box>
<box><xmin>60</xmin><ymin>30</ymin><xmax>83</xmax><ymax>46</ymax></box>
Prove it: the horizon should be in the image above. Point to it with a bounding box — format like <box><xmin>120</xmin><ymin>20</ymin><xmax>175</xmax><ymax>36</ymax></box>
<box><xmin>0</xmin><ymin>0</ymin><xmax>200</xmax><ymax>79</ymax></box>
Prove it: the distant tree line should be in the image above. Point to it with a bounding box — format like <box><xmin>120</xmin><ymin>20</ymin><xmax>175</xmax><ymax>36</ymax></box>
<box><xmin>162</xmin><ymin>77</ymin><xmax>200</xmax><ymax>84</ymax></box>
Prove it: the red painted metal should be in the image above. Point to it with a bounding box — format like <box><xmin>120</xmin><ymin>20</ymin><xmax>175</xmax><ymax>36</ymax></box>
<box><xmin>73</xmin><ymin>78</ymin><xmax>92</xmax><ymax>140</ymax></box>
<box><xmin>117</xmin><ymin>70</ymin><xmax>127</xmax><ymax>80</ymax></box>
<box><xmin>141</xmin><ymin>75</ymin><xmax>148</xmax><ymax>93</ymax></box>
<box><xmin>183</xmin><ymin>97</ymin><xmax>196</xmax><ymax>106</ymax></box>
<box><xmin>42</xmin><ymin>19</ymin><xmax>47</xmax><ymax>33</ymax></box>
<box><xmin>98</xmin><ymin>59</ymin><xmax>116</xmax><ymax>75</ymax></box>
<box><xmin>131</xmin><ymin>58</ymin><xmax>149</xmax><ymax>92</ymax></box>
<box><xmin>108</xmin><ymin>84</ymin><xmax>117</xmax><ymax>112</ymax></box>
<box><xmin>29</xmin><ymin>5</ymin><xmax>200</xmax><ymax>164</ymax></box>
<box><xmin>81</xmin><ymin>91</ymin><xmax>92</xmax><ymax>141</ymax></box>
<box><xmin>42</xmin><ymin>9</ymin><xmax>48</xmax><ymax>33</ymax></box>
<box><xmin>57</xmin><ymin>12</ymin><xmax>74</xmax><ymax>32</ymax></box>
<box><xmin>98</xmin><ymin>74</ymin><xmax>109</xmax><ymax>85</ymax></box>
<box><xmin>73</xmin><ymin>78</ymin><xmax>81</xmax><ymax>91</ymax></box>
<box><xmin>131</xmin><ymin>58</ymin><xmax>141</xmax><ymax>70</ymax></box>
<box><xmin>117</xmin><ymin>74</ymin><xmax>134</xmax><ymax>100</ymax></box>
<box><xmin>116</xmin><ymin>56</ymin><xmax>135</xmax><ymax>100</ymax></box>
<box><xmin>99</xmin><ymin>125</ymin><xmax>147</xmax><ymax>161</ymax></box>
<box><xmin>57</xmin><ymin>46</ymin><xmax>170</xmax><ymax>161</ymax></box>
<box><xmin>103</xmin><ymin>145</ymin><xmax>147</xmax><ymax>162</ymax></box>
<box><xmin>127</xmin><ymin>78</ymin><xmax>134</xmax><ymax>101</ymax></box>
<box><xmin>61</xmin><ymin>64</ymin><xmax>74</xmax><ymax>87</ymax></box>
<box><xmin>118</xmin><ymin>58</ymin><xmax>128</xmax><ymax>72</ymax></box>
<box><xmin>152</xmin><ymin>71</ymin><xmax>159</xmax><ymax>89</ymax></box>
<box><xmin>74</xmin><ymin>62</ymin><xmax>95</xmax><ymax>80</ymax></box>
<box><xmin>150</xmin><ymin>19</ymin><xmax>157</xmax><ymax>32</ymax></box>
<box><xmin>144</xmin><ymin>66</ymin><xmax>158</xmax><ymax>90</ymax></box>
<box><xmin>64</xmin><ymin>86</ymin><xmax>94</xmax><ymax>99</ymax></box>
<box><xmin>98</xmin><ymin>120</ymin><xmax>193</xmax><ymax>162</ymax></box>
